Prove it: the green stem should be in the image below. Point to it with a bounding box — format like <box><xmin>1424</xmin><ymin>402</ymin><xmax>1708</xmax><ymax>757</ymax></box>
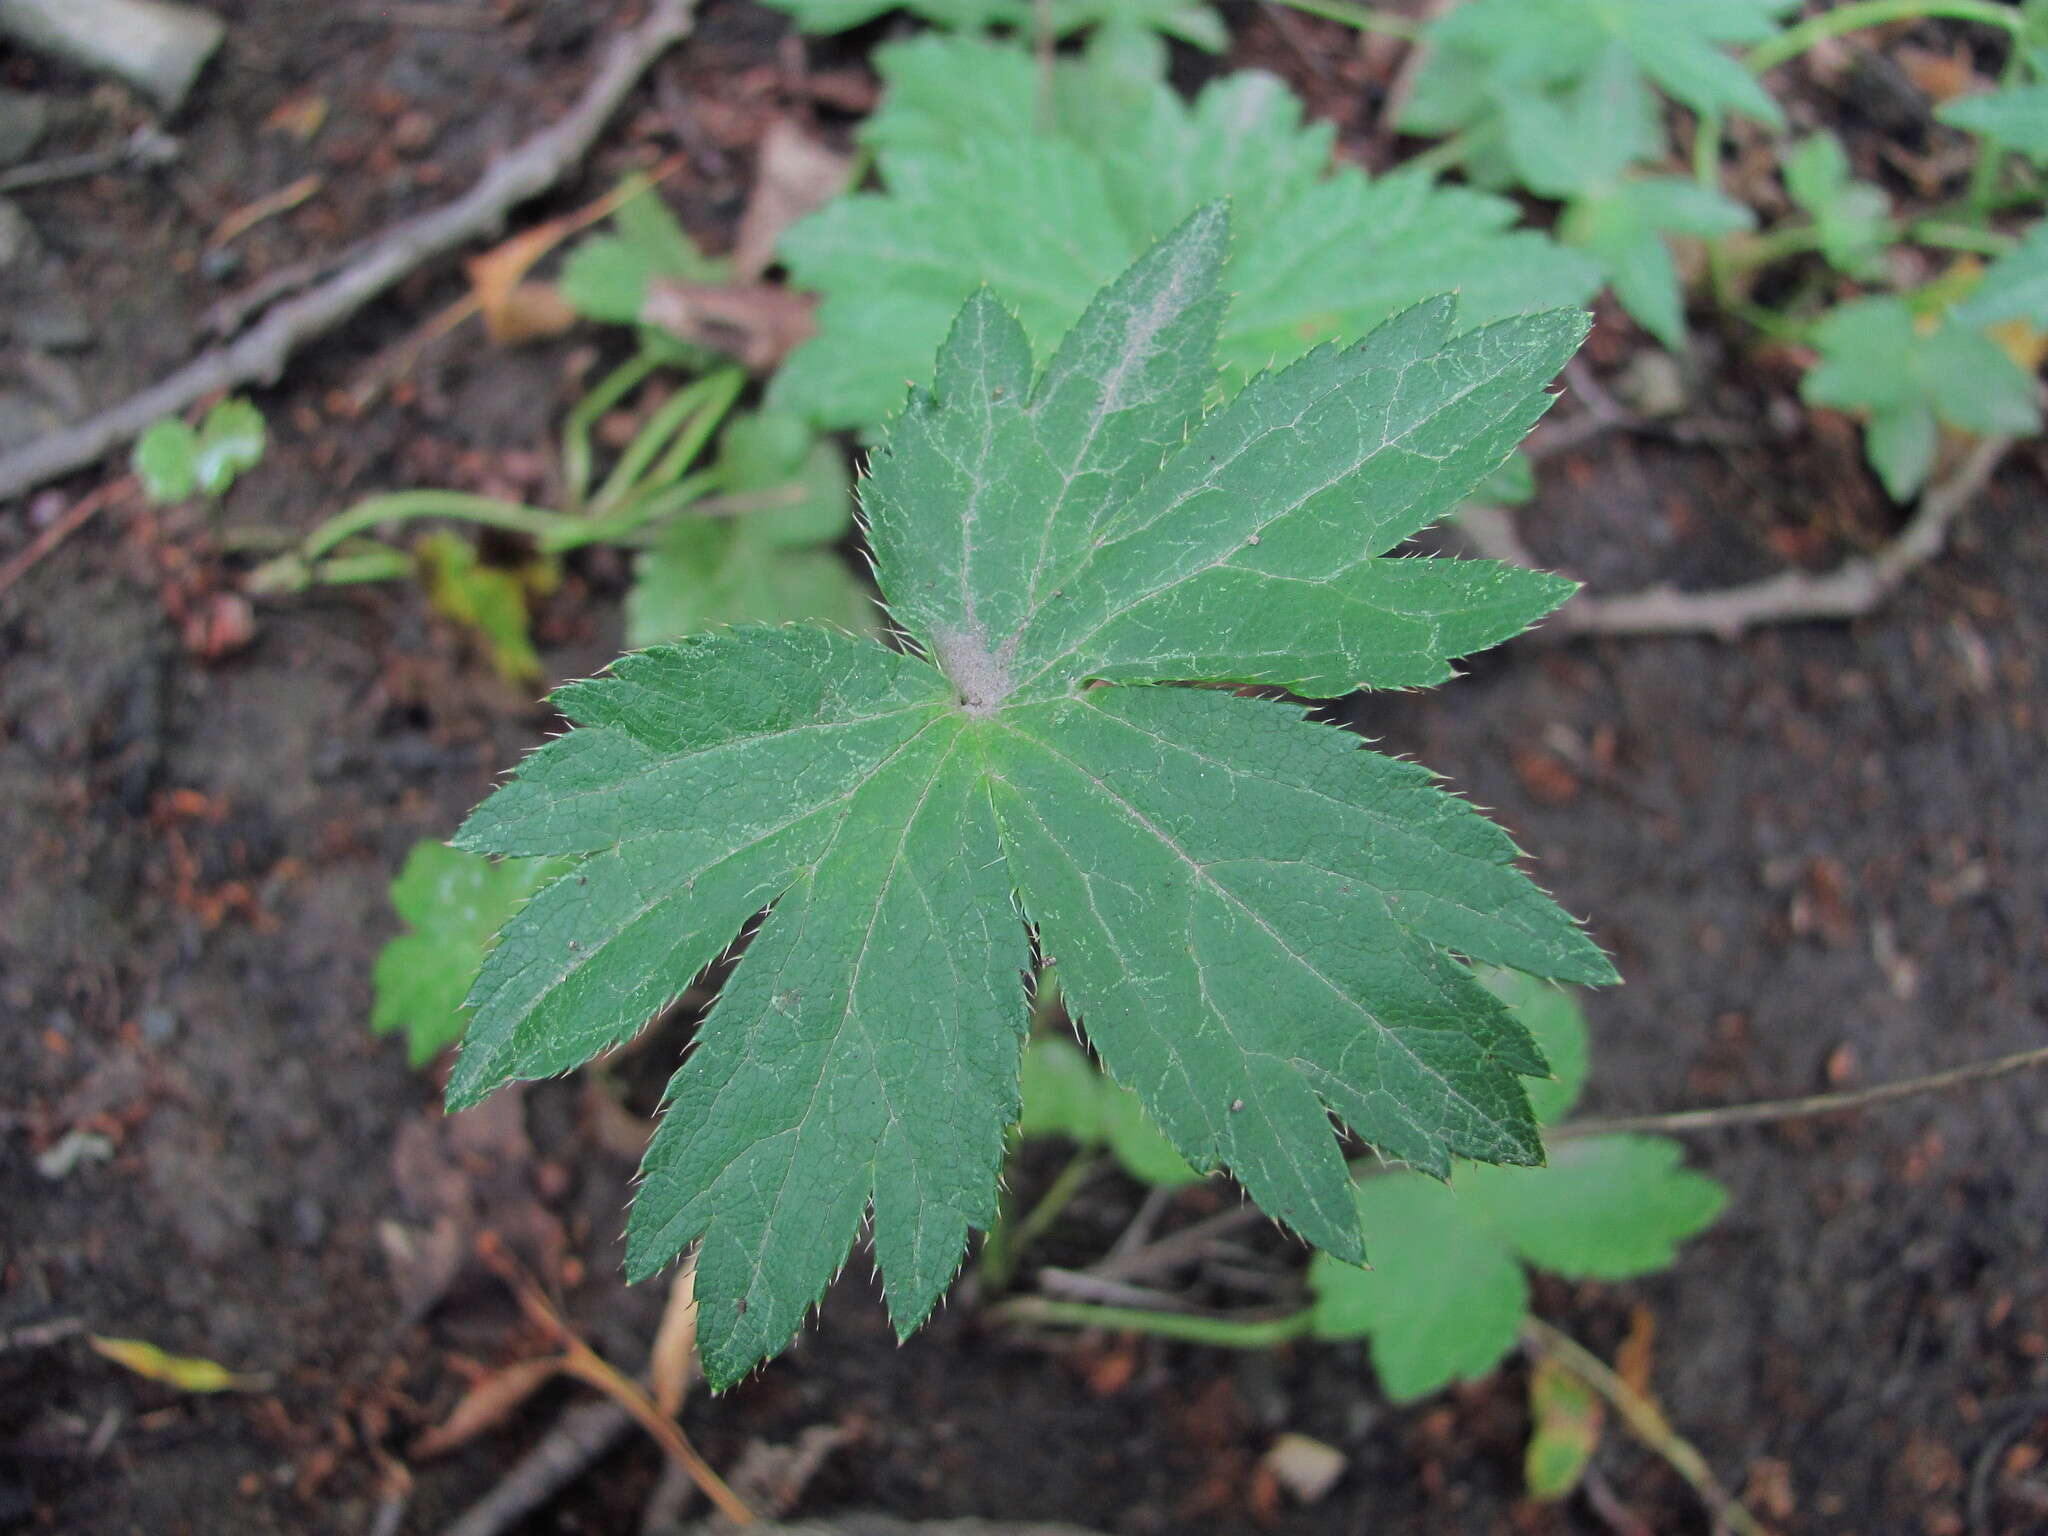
<box><xmin>590</xmin><ymin>372</ymin><xmax>730</xmax><ymax>515</ymax></box>
<box><xmin>990</xmin><ymin>1295</ymin><xmax>1316</xmax><ymax>1350</ymax></box>
<box><xmin>1404</xmin><ymin>126</ymin><xmax>1484</xmax><ymax>178</ymax></box>
<box><xmin>1910</xmin><ymin>219</ymin><xmax>2018</xmax><ymax>256</ymax></box>
<box><xmin>301</xmin><ymin>491</ymin><xmax>568</xmax><ymax>564</ymax></box>
<box><xmin>980</xmin><ymin>1150</ymin><xmax>1099</xmax><ymax>1294</ymax></box>
<box><xmin>1271</xmin><ymin>0</ymin><xmax>1419</xmax><ymax>39</ymax></box>
<box><xmin>562</xmin><ymin>350</ymin><xmax>664</xmax><ymax>513</ymax></box>
<box><xmin>1724</xmin><ymin>216</ymin><xmax>2015</xmax><ymax>272</ymax></box>
<box><xmin>1747</xmin><ymin>0</ymin><xmax>2021</xmax><ymax>75</ymax></box>
<box><xmin>637</xmin><ymin>367</ymin><xmax>743</xmax><ymax>496</ymax></box>
<box><xmin>549</xmin><ymin>470</ymin><xmax>721</xmax><ymax>552</ymax></box>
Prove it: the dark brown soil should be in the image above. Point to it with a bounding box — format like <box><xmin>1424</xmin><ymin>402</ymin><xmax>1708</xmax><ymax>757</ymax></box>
<box><xmin>4</xmin><ymin>4</ymin><xmax>2046</xmax><ymax>1535</ymax></box>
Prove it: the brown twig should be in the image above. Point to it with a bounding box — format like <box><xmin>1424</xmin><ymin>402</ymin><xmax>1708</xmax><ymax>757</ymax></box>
<box><xmin>1464</xmin><ymin>435</ymin><xmax>2015</xmax><ymax>641</ymax></box>
<box><xmin>479</xmin><ymin>1237</ymin><xmax>757</xmax><ymax>1526</ymax></box>
<box><xmin>1519</xmin><ymin>1317</ymin><xmax>1769</xmax><ymax>1536</ymax></box>
<box><xmin>0</xmin><ymin>476</ymin><xmax>133</xmax><ymax>601</ymax></box>
<box><xmin>1551</xmin><ymin>1042</ymin><xmax>2048</xmax><ymax>1141</ymax></box>
<box><xmin>0</xmin><ymin>0</ymin><xmax>701</xmax><ymax>505</ymax></box>
<box><xmin>437</xmin><ymin>1399</ymin><xmax>636</xmax><ymax>1536</ymax></box>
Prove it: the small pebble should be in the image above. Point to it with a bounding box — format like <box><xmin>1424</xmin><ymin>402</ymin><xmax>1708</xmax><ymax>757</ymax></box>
<box><xmin>141</xmin><ymin>1005</ymin><xmax>179</xmax><ymax>1044</ymax></box>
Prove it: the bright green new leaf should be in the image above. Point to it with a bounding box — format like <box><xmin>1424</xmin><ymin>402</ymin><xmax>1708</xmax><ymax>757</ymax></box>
<box><xmin>454</xmin><ymin>209</ymin><xmax>1613</xmax><ymax>1386</ymax></box>
<box><xmin>1307</xmin><ymin>1138</ymin><xmax>1724</xmax><ymax>1400</ymax></box>
<box><xmin>133</xmin><ymin>418</ymin><xmax>201</xmax><ymax>503</ymax></box>
<box><xmin>132</xmin><ymin>397</ymin><xmax>268</xmax><ymax>504</ymax></box>
<box><xmin>1804</xmin><ymin>296</ymin><xmax>2043</xmax><ymax>499</ymax></box>
<box><xmin>1954</xmin><ymin>220</ymin><xmax>2048</xmax><ymax>327</ymax></box>
<box><xmin>1939</xmin><ymin>83</ymin><xmax>2048</xmax><ymax>162</ymax></box>
<box><xmin>1561</xmin><ymin>178</ymin><xmax>1755</xmax><ymax>350</ymax></box>
<box><xmin>192</xmin><ymin>399</ymin><xmax>267</xmax><ymax>496</ymax></box>
<box><xmin>1306</xmin><ymin>969</ymin><xmax>1722</xmax><ymax>1401</ymax></box>
<box><xmin>372</xmin><ymin>841</ymin><xmax>566</xmax><ymax>1066</ymax></box>
<box><xmin>1017</xmin><ymin>1036</ymin><xmax>1200</xmax><ymax>1188</ymax></box>
<box><xmin>624</xmin><ymin>413</ymin><xmax>872</xmax><ymax>645</ymax></box>
<box><xmin>1782</xmin><ymin>133</ymin><xmax>1892</xmax><ymax>280</ymax></box>
<box><xmin>561</xmin><ymin>185</ymin><xmax>723</xmax><ymax>325</ymax></box>
<box><xmin>770</xmin><ymin>35</ymin><xmax>1599</xmax><ymax>432</ymax></box>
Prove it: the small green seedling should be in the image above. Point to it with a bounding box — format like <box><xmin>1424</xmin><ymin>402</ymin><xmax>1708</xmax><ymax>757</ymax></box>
<box><xmin>770</xmin><ymin>33</ymin><xmax>1598</xmax><ymax>432</ymax></box>
<box><xmin>372</xmin><ymin>842</ymin><xmax>567</xmax><ymax>1066</ymax></box>
<box><xmin>1005</xmin><ymin>969</ymin><xmax>1725</xmax><ymax>1502</ymax></box>
<box><xmin>448</xmin><ymin>208</ymin><xmax>1612</xmax><ymax>1387</ymax></box>
<box><xmin>248</xmin><ymin>372</ymin><xmax>869</xmax><ymax>678</ymax></box>
<box><xmin>133</xmin><ymin>398</ymin><xmax>267</xmax><ymax>504</ymax></box>
<box><xmin>1781</xmin><ymin>132</ymin><xmax>1893</xmax><ymax>282</ymax></box>
<box><xmin>1402</xmin><ymin>0</ymin><xmax>1796</xmax><ymax>182</ymax></box>
<box><xmin>1301</xmin><ymin>969</ymin><xmax>1724</xmax><ymax>1403</ymax></box>
<box><xmin>1495</xmin><ymin>43</ymin><xmax>1754</xmax><ymax>348</ymax></box>
<box><xmin>1804</xmin><ymin>287</ymin><xmax>2043</xmax><ymax>499</ymax></box>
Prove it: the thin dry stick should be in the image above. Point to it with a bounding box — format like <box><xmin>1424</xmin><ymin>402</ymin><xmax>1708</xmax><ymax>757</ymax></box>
<box><xmin>482</xmin><ymin>1240</ymin><xmax>756</xmax><ymax>1526</ymax></box>
<box><xmin>1551</xmin><ymin>1042</ymin><xmax>2048</xmax><ymax>1141</ymax></box>
<box><xmin>438</xmin><ymin>1399</ymin><xmax>635</xmax><ymax>1536</ymax></box>
<box><xmin>1520</xmin><ymin>1317</ymin><xmax>1768</xmax><ymax>1536</ymax></box>
<box><xmin>0</xmin><ymin>476</ymin><xmax>133</xmax><ymax>600</ymax></box>
<box><xmin>1463</xmin><ymin>435</ymin><xmax>2015</xmax><ymax>641</ymax></box>
<box><xmin>0</xmin><ymin>0</ymin><xmax>700</xmax><ymax>505</ymax></box>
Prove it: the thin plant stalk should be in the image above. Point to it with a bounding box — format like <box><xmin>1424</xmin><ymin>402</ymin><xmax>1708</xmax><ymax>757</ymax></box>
<box><xmin>562</xmin><ymin>349</ymin><xmax>664</xmax><ymax>510</ymax></box>
<box><xmin>591</xmin><ymin>370</ymin><xmax>735</xmax><ymax>514</ymax></box>
<box><xmin>989</xmin><ymin>1294</ymin><xmax>1316</xmax><ymax>1349</ymax></box>
<box><xmin>980</xmin><ymin>1150</ymin><xmax>1100</xmax><ymax>1294</ymax></box>
<box><xmin>1747</xmin><ymin>0</ymin><xmax>2021</xmax><ymax>74</ymax></box>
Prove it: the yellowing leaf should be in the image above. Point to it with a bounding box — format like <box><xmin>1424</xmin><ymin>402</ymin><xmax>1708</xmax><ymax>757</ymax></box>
<box><xmin>90</xmin><ymin>1336</ymin><xmax>268</xmax><ymax>1393</ymax></box>
<box><xmin>1524</xmin><ymin>1355</ymin><xmax>1605</xmax><ymax>1501</ymax></box>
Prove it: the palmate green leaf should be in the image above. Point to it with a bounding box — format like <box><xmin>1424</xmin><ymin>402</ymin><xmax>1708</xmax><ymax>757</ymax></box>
<box><xmin>1306</xmin><ymin>975</ymin><xmax>1725</xmax><ymax>1402</ymax></box>
<box><xmin>1939</xmin><ymin>83</ymin><xmax>2048</xmax><ymax>162</ymax></box>
<box><xmin>372</xmin><ymin>842</ymin><xmax>567</xmax><ymax>1066</ymax></box>
<box><xmin>454</xmin><ymin>208</ymin><xmax>1613</xmax><ymax>1386</ymax></box>
<box><xmin>1782</xmin><ymin>133</ymin><xmax>1893</xmax><ymax>282</ymax></box>
<box><xmin>769</xmin><ymin>35</ymin><xmax>1599</xmax><ymax>433</ymax></box>
<box><xmin>1018</xmin><ymin>1035</ymin><xmax>1200</xmax><ymax>1188</ymax></box>
<box><xmin>1803</xmin><ymin>296</ymin><xmax>2043</xmax><ymax>499</ymax></box>
<box><xmin>1406</xmin><ymin>0</ymin><xmax>1795</xmax><ymax>157</ymax></box>
<box><xmin>1954</xmin><ymin>220</ymin><xmax>2048</xmax><ymax>327</ymax></box>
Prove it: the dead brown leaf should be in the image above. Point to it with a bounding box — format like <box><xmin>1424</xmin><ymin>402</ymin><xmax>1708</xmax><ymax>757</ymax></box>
<box><xmin>463</xmin><ymin>158</ymin><xmax>685</xmax><ymax>344</ymax></box>
<box><xmin>731</xmin><ymin>117</ymin><xmax>853</xmax><ymax>280</ymax></box>
<box><xmin>1616</xmin><ymin>1304</ymin><xmax>1657</xmax><ymax>1399</ymax></box>
<box><xmin>409</xmin><ymin>1356</ymin><xmax>559</xmax><ymax>1458</ymax></box>
<box><xmin>642</xmin><ymin>280</ymin><xmax>816</xmax><ymax>373</ymax></box>
<box><xmin>649</xmin><ymin>1261</ymin><xmax>699</xmax><ymax>1418</ymax></box>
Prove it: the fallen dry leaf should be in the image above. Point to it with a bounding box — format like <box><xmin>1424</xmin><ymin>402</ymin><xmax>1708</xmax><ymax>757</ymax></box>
<box><xmin>464</xmin><ymin>160</ymin><xmax>684</xmax><ymax>344</ymax></box>
<box><xmin>641</xmin><ymin>280</ymin><xmax>816</xmax><ymax>373</ymax></box>
<box><xmin>1260</xmin><ymin>1432</ymin><xmax>1346</xmax><ymax>1505</ymax></box>
<box><xmin>731</xmin><ymin>117</ymin><xmax>853</xmax><ymax>281</ymax></box>
<box><xmin>91</xmin><ymin>1335</ymin><xmax>270</xmax><ymax>1393</ymax></box>
<box><xmin>409</xmin><ymin>1356</ymin><xmax>559</xmax><ymax>1458</ymax></box>
<box><xmin>649</xmin><ymin>1260</ymin><xmax>699</xmax><ymax>1418</ymax></box>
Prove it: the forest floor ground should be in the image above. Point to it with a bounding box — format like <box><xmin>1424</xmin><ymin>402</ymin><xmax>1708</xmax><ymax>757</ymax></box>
<box><xmin>2</xmin><ymin>3</ymin><xmax>2045</xmax><ymax>1533</ymax></box>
